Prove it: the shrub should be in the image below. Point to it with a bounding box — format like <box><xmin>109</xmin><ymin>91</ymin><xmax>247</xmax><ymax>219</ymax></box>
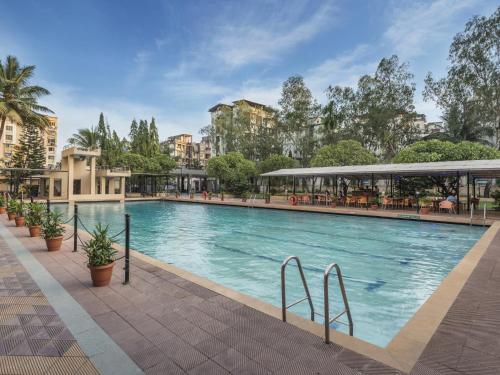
<box><xmin>83</xmin><ymin>224</ymin><xmax>117</xmax><ymax>267</ymax></box>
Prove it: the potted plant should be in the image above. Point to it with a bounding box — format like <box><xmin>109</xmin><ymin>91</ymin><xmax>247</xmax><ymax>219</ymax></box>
<box><xmin>25</xmin><ymin>202</ymin><xmax>45</xmax><ymax>237</ymax></box>
<box><xmin>220</xmin><ymin>191</ymin><xmax>225</xmax><ymax>201</ymax></box>
<box><xmin>369</xmin><ymin>197</ymin><xmax>379</xmax><ymax>210</ymax></box>
<box><xmin>189</xmin><ymin>191</ymin><xmax>194</xmax><ymax>199</ymax></box>
<box><xmin>241</xmin><ymin>191</ymin><xmax>250</xmax><ymax>202</ymax></box>
<box><xmin>330</xmin><ymin>195</ymin><xmax>337</xmax><ymax>208</ymax></box>
<box><xmin>208</xmin><ymin>192</ymin><xmax>213</xmax><ymax>200</ymax></box>
<box><xmin>41</xmin><ymin>212</ymin><xmax>65</xmax><ymax>251</ymax></box>
<box><xmin>419</xmin><ymin>198</ymin><xmax>432</xmax><ymax>215</ymax></box>
<box><xmin>14</xmin><ymin>201</ymin><xmax>25</xmax><ymax>227</ymax></box>
<box><xmin>83</xmin><ymin>224</ymin><xmax>117</xmax><ymax>287</ymax></box>
<box><xmin>0</xmin><ymin>195</ymin><xmax>6</xmax><ymax>215</ymax></box>
<box><xmin>265</xmin><ymin>193</ymin><xmax>271</xmax><ymax>204</ymax></box>
<box><xmin>7</xmin><ymin>200</ymin><xmax>17</xmax><ymax>221</ymax></box>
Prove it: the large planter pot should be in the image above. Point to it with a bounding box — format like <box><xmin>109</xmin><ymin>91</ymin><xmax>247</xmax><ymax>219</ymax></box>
<box><xmin>15</xmin><ymin>216</ymin><xmax>25</xmax><ymax>227</ymax></box>
<box><xmin>370</xmin><ymin>205</ymin><xmax>379</xmax><ymax>210</ymax></box>
<box><xmin>0</xmin><ymin>207</ymin><xmax>5</xmax><ymax>214</ymax></box>
<box><xmin>89</xmin><ymin>262</ymin><xmax>115</xmax><ymax>287</ymax></box>
<box><xmin>7</xmin><ymin>212</ymin><xmax>16</xmax><ymax>221</ymax></box>
<box><xmin>420</xmin><ymin>207</ymin><xmax>431</xmax><ymax>215</ymax></box>
<box><xmin>242</xmin><ymin>198</ymin><xmax>247</xmax><ymax>202</ymax></box>
<box><xmin>29</xmin><ymin>225</ymin><xmax>41</xmax><ymax>237</ymax></box>
<box><xmin>45</xmin><ymin>236</ymin><xmax>63</xmax><ymax>252</ymax></box>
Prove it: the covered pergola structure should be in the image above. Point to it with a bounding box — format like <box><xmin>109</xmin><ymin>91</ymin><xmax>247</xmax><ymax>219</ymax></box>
<box><xmin>261</xmin><ymin>159</ymin><xmax>500</xmax><ymax>215</ymax></box>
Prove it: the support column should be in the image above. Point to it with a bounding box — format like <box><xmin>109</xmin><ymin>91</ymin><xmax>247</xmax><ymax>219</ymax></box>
<box><xmin>90</xmin><ymin>157</ymin><xmax>96</xmax><ymax>196</ymax></box>
<box><xmin>100</xmin><ymin>176</ymin><xmax>106</xmax><ymax>195</ymax></box>
<box><xmin>48</xmin><ymin>178</ymin><xmax>55</xmax><ymax>200</ymax></box>
<box><xmin>67</xmin><ymin>156</ymin><xmax>74</xmax><ymax>200</ymax></box>
<box><xmin>311</xmin><ymin>176</ymin><xmax>315</xmax><ymax>204</ymax></box>
<box><xmin>456</xmin><ymin>171</ymin><xmax>460</xmax><ymax>215</ymax></box>
<box><xmin>120</xmin><ymin>177</ymin><xmax>125</xmax><ymax>195</ymax></box>
<box><xmin>466</xmin><ymin>172</ymin><xmax>470</xmax><ymax>211</ymax></box>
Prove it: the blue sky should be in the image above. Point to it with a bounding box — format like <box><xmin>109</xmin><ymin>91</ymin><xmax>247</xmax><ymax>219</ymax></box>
<box><xmin>1</xmin><ymin>0</ymin><xmax>497</xmax><ymax>152</ymax></box>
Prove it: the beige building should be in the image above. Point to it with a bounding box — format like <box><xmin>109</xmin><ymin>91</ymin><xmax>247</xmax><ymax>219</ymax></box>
<box><xmin>162</xmin><ymin>134</ymin><xmax>211</xmax><ymax>168</ymax></box>
<box><xmin>208</xmin><ymin>99</ymin><xmax>275</xmax><ymax>156</ymax></box>
<box><xmin>37</xmin><ymin>146</ymin><xmax>131</xmax><ymax>202</ymax></box>
<box><xmin>1</xmin><ymin>116</ymin><xmax>58</xmax><ymax>168</ymax></box>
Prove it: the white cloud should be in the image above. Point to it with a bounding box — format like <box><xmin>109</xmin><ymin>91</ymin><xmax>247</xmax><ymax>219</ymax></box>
<box><xmin>384</xmin><ymin>0</ymin><xmax>478</xmax><ymax>60</ymax></box>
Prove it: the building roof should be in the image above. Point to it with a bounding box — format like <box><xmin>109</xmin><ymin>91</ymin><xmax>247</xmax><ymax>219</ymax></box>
<box><xmin>232</xmin><ymin>99</ymin><xmax>268</xmax><ymax>109</ymax></box>
<box><xmin>260</xmin><ymin>159</ymin><xmax>500</xmax><ymax>178</ymax></box>
<box><xmin>208</xmin><ymin>103</ymin><xmax>233</xmax><ymax>112</ymax></box>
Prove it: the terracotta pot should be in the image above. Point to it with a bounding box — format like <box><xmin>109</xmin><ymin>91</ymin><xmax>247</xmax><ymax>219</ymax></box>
<box><xmin>29</xmin><ymin>225</ymin><xmax>41</xmax><ymax>237</ymax></box>
<box><xmin>265</xmin><ymin>198</ymin><xmax>271</xmax><ymax>204</ymax></box>
<box><xmin>242</xmin><ymin>198</ymin><xmax>247</xmax><ymax>202</ymax></box>
<box><xmin>370</xmin><ymin>205</ymin><xmax>379</xmax><ymax>210</ymax></box>
<box><xmin>0</xmin><ymin>207</ymin><xmax>5</xmax><ymax>214</ymax></box>
<box><xmin>45</xmin><ymin>236</ymin><xmax>63</xmax><ymax>251</ymax></box>
<box><xmin>7</xmin><ymin>212</ymin><xmax>16</xmax><ymax>221</ymax></box>
<box><xmin>208</xmin><ymin>197</ymin><xmax>212</xmax><ymax>200</ymax></box>
<box><xmin>15</xmin><ymin>216</ymin><xmax>25</xmax><ymax>227</ymax></box>
<box><xmin>89</xmin><ymin>262</ymin><xmax>115</xmax><ymax>287</ymax></box>
<box><xmin>420</xmin><ymin>207</ymin><xmax>431</xmax><ymax>215</ymax></box>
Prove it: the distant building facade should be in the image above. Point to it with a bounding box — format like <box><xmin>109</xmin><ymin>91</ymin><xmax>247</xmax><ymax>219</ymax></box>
<box><xmin>161</xmin><ymin>134</ymin><xmax>212</xmax><ymax>168</ymax></box>
<box><xmin>1</xmin><ymin>116</ymin><xmax>58</xmax><ymax>168</ymax></box>
<box><xmin>208</xmin><ymin>99</ymin><xmax>275</xmax><ymax>156</ymax></box>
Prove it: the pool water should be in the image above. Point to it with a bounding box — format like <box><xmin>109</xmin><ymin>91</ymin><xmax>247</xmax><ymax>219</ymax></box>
<box><xmin>54</xmin><ymin>201</ymin><xmax>485</xmax><ymax>347</ymax></box>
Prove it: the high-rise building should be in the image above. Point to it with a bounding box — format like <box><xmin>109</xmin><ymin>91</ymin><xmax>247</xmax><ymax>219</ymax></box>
<box><xmin>161</xmin><ymin>133</ymin><xmax>211</xmax><ymax>168</ymax></box>
<box><xmin>1</xmin><ymin>116</ymin><xmax>58</xmax><ymax>168</ymax></box>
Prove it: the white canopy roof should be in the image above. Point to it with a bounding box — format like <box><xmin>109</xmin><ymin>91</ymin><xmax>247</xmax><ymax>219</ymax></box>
<box><xmin>260</xmin><ymin>159</ymin><xmax>500</xmax><ymax>178</ymax></box>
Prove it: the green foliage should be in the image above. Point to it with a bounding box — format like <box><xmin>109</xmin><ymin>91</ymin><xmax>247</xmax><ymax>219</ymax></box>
<box><xmin>68</xmin><ymin>126</ymin><xmax>98</xmax><ymax>149</ymax></box>
<box><xmin>7</xmin><ymin>199</ymin><xmax>17</xmax><ymax>213</ymax></box>
<box><xmin>310</xmin><ymin>140</ymin><xmax>377</xmax><ymax>167</ymax></box>
<box><xmin>424</xmin><ymin>7</ymin><xmax>499</xmax><ymax>146</ymax></box>
<box><xmin>0</xmin><ymin>195</ymin><xmax>5</xmax><ymax>207</ymax></box>
<box><xmin>206</xmin><ymin>152</ymin><xmax>256</xmax><ymax>194</ymax></box>
<box><xmin>393</xmin><ymin>140</ymin><xmax>500</xmax><ymax>163</ymax></box>
<box><xmin>12</xmin><ymin>200</ymin><xmax>24</xmax><ymax>216</ymax></box>
<box><xmin>116</xmin><ymin>152</ymin><xmax>176</xmax><ymax>173</ymax></box>
<box><xmin>0</xmin><ymin>55</ymin><xmax>53</xmax><ymax>156</ymax></box>
<box><xmin>12</xmin><ymin>122</ymin><xmax>46</xmax><ymax>169</ymax></box>
<box><xmin>25</xmin><ymin>202</ymin><xmax>45</xmax><ymax>226</ymax></box>
<box><xmin>41</xmin><ymin>211</ymin><xmax>65</xmax><ymax>239</ymax></box>
<box><xmin>83</xmin><ymin>224</ymin><xmax>117</xmax><ymax>267</ymax></box>
<box><xmin>258</xmin><ymin>154</ymin><xmax>298</xmax><ymax>174</ymax></box>
<box><xmin>323</xmin><ymin>56</ymin><xmax>419</xmax><ymax>160</ymax></box>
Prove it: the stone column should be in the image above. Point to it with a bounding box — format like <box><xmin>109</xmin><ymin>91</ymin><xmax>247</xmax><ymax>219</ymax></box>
<box><xmin>101</xmin><ymin>176</ymin><xmax>106</xmax><ymax>195</ymax></box>
<box><xmin>48</xmin><ymin>177</ymin><xmax>55</xmax><ymax>199</ymax></box>
<box><xmin>67</xmin><ymin>156</ymin><xmax>74</xmax><ymax>201</ymax></box>
<box><xmin>90</xmin><ymin>157</ymin><xmax>96</xmax><ymax>196</ymax></box>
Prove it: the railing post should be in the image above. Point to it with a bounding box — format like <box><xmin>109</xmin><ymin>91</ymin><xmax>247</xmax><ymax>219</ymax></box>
<box><xmin>73</xmin><ymin>204</ymin><xmax>78</xmax><ymax>252</ymax></box>
<box><xmin>46</xmin><ymin>199</ymin><xmax>51</xmax><ymax>213</ymax></box>
<box><xmin>30</xmin><ymin>196</ymin><xmax>34</xmax><ymax>203</ymax></box>
<box><xmin>123</xmin><ymin>214</ymin><xmax>130</xmax><ymax>285</ymax></box>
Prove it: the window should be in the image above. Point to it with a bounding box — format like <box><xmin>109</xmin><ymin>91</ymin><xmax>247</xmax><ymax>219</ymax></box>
<box><xmin>73</xmin><ymin>179</ymin><xmax>81</xmax><ymax>195</ymax></box>
<box><xmin>53</xmin><ymin>179</ymin><xmax>62</xmax><ymax>197</ymax></box>
<box><xmin>114</xmin><ymin>178</ymin><xmax>121</xmax><ymax>194</ymax></box>
<box><xmin>6</xmin><ymin>125</ymin><xmax>13</xmax><ymax>131</ymax></box>
<box><xmin>5</xmin><ymin>135</ymin><xmax>12</xmax><ymax>141</ymax></box>
<box><xmin>48</xmin><ymin>156</ymin><xmax>54</xmax><ymax>160</ymax></box>
<box><xmin>48</xmin><ymin>147</ymin><xmax>54</xmax><ymax>152</ymax></box>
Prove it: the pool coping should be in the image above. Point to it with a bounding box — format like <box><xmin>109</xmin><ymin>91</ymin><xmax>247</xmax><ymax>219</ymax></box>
<box><xmin>63</xmin><ymin>201</ymin><xmax>499</xmax><ymax>373</ymax></box>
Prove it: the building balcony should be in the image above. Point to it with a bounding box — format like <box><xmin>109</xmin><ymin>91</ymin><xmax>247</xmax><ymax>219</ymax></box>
<box><xmin>96</xmin><ymin>166</ymin><xmax>131</xmax><ymax>177</ymax></box>
<box><xmin>62</xmin><ymin>146</ymin><xmax>101</xmax><ymax>158</ymax></box>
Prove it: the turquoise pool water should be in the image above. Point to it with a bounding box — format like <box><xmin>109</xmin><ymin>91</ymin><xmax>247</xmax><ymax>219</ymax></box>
<box><xmin>55</xmin><ymin>201</ymin><xmax>485</xmax><ymax>347</ymax></box>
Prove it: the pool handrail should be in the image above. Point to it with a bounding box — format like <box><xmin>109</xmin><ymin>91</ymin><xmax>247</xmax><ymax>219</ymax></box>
<box><xmin>281</xmin><ymin>256</ymin><xmax>315</xmax><ymax>322</ymax></box>
<box><xmin>324</xmin><ymin>262</ymin><xmax>354</xmax><ymax>343</ymax></box>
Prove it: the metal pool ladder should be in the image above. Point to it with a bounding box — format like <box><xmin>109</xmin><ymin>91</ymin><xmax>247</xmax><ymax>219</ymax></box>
<box><xmin>324</xmin><ymin>263</ymin><xmax>354</xmax><ymax>343</ymax></box>
<box><xmin>280</xmin><ymin>256</ymin><xmax>354</xmax><ymax>344</ymax></box>
<box><xmin>281</xmin><ymin>256</ymin><xmax>315</xmax><ymax>322</ymax></box>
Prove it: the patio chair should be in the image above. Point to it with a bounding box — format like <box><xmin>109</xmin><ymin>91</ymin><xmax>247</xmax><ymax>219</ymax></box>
<box><xmin>357</xmin><ymin>196</ymin><xmax>368</xmax><ymax>208</ymax></box>
<box><xmin>382</xmin><ymin>197</ymin><xmax>393</xmax><ymax>209</ymax></box>
<box><xmin>345</xmin><ymin>196</ymin><xmax>356</xmax><ymax>207</ymax></box>
<box><xmin>439</xmin><ymin>200</ymin><xmax>455</xmax><ymax>214</ymax></box>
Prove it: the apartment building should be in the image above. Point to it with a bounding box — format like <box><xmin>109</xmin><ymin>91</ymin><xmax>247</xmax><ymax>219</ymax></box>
<box><xmin>1</xmin><ymin>116</ymin><xmax>58</xmax><ymax>168</ymax></box>
<box><xmin>208</xmin><ymin>99</ymin><xmax>275</xmax><ymax>156</ymax></box>
<box><xmin>161</xmin><ymin>134</ymin><xmax>211</xmax><ymax>168</ymax></box>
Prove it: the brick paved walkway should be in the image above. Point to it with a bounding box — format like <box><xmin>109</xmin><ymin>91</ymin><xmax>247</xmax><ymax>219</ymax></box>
<box><xmin>2</xmin><ymin>213</ymin><xmax>500</xmax><ymax>374</ymax></box>
<box><xmin>0</xmin><ymin>236</ymin><xmax>98</xmax><ymax>374</ymax></box>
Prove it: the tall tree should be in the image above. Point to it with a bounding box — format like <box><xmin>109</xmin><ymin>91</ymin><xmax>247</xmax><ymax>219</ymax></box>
<box><xmin>12</xmin><ymin>123</ymin><xmax>46</xmax><ymax>169</ymax></box>
<box><xmin>0</xmin><ymin>56</ymin><xmax>53</xmax><ymax>144</ymax></box>
<box><xmin>136</xmin><ymin>119</ymin><xmax>149</xmax><ymax>156</ymax></box>
<box><xmin>129</xmin><ymin>119</ymin><xmax>139</xmax><ymax>152</ymax></box>
<box><xmin>424</xmin><ymin>7</ymin><xmax>499</xmax><ymax>147</ymax></box>
<box><xmin>68</xmin><ymin>126</ymin><xmax>98</xmax><ymax>149</ymax></box>
<box><xmin>96</xmin><ymin>112</ymin><xmax>107</xmax><ymax>150</ymax></box>
<box><xmin>148</xmin><ymin>117</ymin><xmax>160</xmax><ymax>156</ymax></box>
<box><xmin>279</xmin><ymin>76</ymin><xmax>319</xmax><ymax>166</ymax></box>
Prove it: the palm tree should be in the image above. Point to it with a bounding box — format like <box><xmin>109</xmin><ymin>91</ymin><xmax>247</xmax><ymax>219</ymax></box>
<box><xmin>67</xmin><ymin>126</ymin><xmax>99</xmax><ymax>149</ymax></box>
<box><xmin>0</xmin><ymin>55</ymin><xmax>53</xmax><ymax>141</ymax></box>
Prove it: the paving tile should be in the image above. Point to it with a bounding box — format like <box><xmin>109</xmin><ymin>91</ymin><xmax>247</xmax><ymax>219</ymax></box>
<box><xmin>188</xmin><ymin>360</ymin><xmax>230</xmax><ymax>375</ymax></box>
<box><xmin>194</xmin><ymin>337</ymin><xmax>230</xmax><ymax>358</ymax></box>
<box><xmin>212</xmin><ymin>348</ymin><xmax>250</xmax><ymax>372</ymax></box>
<box><xmin>146</xmin><ymin>358</ymin><xmax>186</xmax><ymax>375</ymax></box>
<box><xmin>157</xmin><ymin>337</ymin><xmax>208</xmax><ymax>370</ymax></box>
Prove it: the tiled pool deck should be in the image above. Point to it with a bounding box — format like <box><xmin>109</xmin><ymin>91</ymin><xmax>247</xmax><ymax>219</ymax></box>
<box><xmin>0</xmin><ymin>212</ymin><xmax>499</xmax><ymax>374</ymax></box>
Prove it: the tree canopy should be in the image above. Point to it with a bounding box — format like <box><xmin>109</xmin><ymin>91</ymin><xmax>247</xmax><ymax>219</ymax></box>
<box><xmin>310</xmin><ymin>140</ymin><xmax>377</xmax><ymax>167</ymax></box>
<box><xmin>257</xmin><ymin>154</ymin><xmax>298</xmax><ymax>174</ymax></box>
<box><xmin>206</xmin><ymin>152</ymin><xmax>256</xmax><ymax>194</ymax></box>
<box><xmin>393</xmin><ymin>140</ymin><xmax>500</xmax><ymax>163</ymax></box>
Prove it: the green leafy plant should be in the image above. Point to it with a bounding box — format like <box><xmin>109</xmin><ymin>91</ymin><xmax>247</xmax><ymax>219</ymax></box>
<box><xmin>0</xmin><ymin>195</ymin><xmax>5</xmax><ymax>207</ymax></box>
<box><xmin>83</xmin><ymin>224</ymin><xmax>117</xmax><ymax>267</ymax></box>
<box><xmin>13</xmin><ymin>200</ymin><xmax>25</xmax><ymax>216</ymax></box>
<box><xmin>26</xmin><ymin>202</ymin><xmax>45</xmax><ymax>227</ymax></box>
<box><xmin>41</xmin><ymin>212</ymin><xmax>65</xmax><ymax>239</ymax></box>
<box><xmin>419</xmin><ymin>197</ymin><xmax>432</xmax><ymax>207</ymax></box>
<box><xmin>241</xmin><ymin>191</ymin><xmax>250</xmax><ymax>199</ymax></box>
<box><xmin>7</xmin><ymin>199</ymin><xmax>17</xmax><ymax>214</ymax></box>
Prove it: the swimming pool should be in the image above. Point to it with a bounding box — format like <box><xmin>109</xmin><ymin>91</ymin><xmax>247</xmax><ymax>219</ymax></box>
<box><xmin>54</xmin><ymin>201</ymin><xmax>485</xmax><ymax>347</ymax></box>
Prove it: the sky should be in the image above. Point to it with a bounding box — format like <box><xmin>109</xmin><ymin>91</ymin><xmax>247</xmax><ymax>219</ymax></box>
<box><xmin>1</xmin><ymin>0</ymin><xmax>497</xmax><ymax>155</ymax></box>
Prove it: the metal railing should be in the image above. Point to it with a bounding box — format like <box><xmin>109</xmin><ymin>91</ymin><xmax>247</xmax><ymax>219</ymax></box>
<box><xmin>281</xmin><ymin>256</ymin><xmax>315</xmax><ymax>322</ymax></box>
<box><xmin>324</xmin><ymin>263</ymin><xmax>353</xmax><ymax>343</ymax></box>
